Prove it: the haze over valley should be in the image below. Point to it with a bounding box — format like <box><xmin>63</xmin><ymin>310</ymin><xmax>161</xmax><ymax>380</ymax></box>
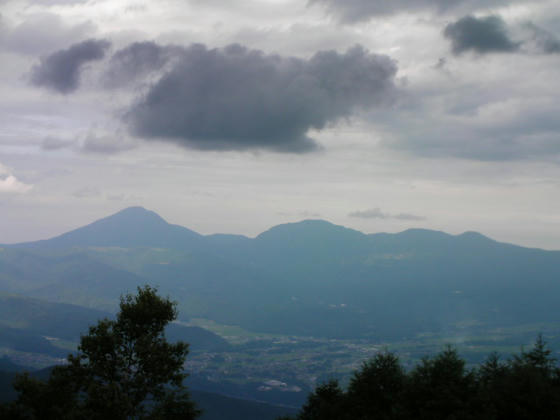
<box><xmin>2</xmin><ymin>207</ymin><xmax>560</xmax><ymax>415</ymax></box>
<box><xmin>2</xmin><ymin>0</ymin><xmax>560</xmax><ymax>418</ymax></box>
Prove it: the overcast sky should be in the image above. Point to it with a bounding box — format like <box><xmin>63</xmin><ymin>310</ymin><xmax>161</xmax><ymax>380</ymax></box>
<box><xmin>1</xmin><ymin>0</ymin><xmax>560</xmax><ymax>249</ymax></box>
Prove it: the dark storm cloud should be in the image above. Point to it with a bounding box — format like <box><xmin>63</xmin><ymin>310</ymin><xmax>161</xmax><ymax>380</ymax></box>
<box><xmin>444</xmin><ymin>15</ymin><xmax>519</xmax><ymax>55</ymax></box>
<box><xmin>311</xmin><ymin>0</ymin><xmax>517</xmax><ymax>23</ymax></box>
<box><xmin>30</xmin><ymin>39</ymin><xmax>110</xmax><ymax>94</ymax></box>
<box><xmin>126</xmin><ymin>43</ymin><xmax>397</xmax><ymax>153</ymax></box>
<box><xmin>349</xmin><ymin>208</ymin><xmax>426</xmax><ymax>221</ymax></box>
<box><xmin>103</xmin><ymin>41</ymin><xmax>182</xmax><ymax>88</ymax></box>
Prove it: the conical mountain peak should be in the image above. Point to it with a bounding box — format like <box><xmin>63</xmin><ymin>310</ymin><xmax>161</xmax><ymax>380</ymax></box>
<box><xmin>18</xmin><ymin>207</ymin><xmax>201</xmax><ymax>249</ymax></box>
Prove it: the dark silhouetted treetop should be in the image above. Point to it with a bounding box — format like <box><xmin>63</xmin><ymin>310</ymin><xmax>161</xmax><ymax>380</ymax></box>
<box><xmin>347</xmin><ymin>352</ymin><xmax>405</xmax><ymax>419</ymax></box>
<box><xmin>2</xmin><ymin>286</ymin><xmax>200</xmax><ymax>420</ymax></box>
<box><xmin>283</xmin><ymin>337</ymin><xmax>560</xmax><ymax>420</ymax></box>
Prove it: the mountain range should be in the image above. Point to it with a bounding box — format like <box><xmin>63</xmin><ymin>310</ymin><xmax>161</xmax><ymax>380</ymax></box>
<box><xmin>2</xmin><ymin>206</ymin><xmax>560</xmax><ymax>416</ymax></box>
<box><xmin>2</xmin><ymin>206</ymin><xmax>560</xmax><ymax>340</ymax></box>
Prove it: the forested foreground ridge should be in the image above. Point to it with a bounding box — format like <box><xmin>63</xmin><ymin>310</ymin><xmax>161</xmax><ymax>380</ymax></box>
<box><xmin>0</xmin><ymin>286</ymin><xmax>200</xmax><ymax>420</ymax></box>
<box><xmin>281</xmin><ymin>336</ymin><xmax>560</xmax><ymax>420</ymax></box>
<box><xmin>1</xmin><ymin>284</ymin><xmax>559</xmax><ymax>419</ymax></box>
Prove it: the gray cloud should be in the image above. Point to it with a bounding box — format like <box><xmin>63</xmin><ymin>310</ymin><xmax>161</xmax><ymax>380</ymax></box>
<box><xmin>81</xmin><ymin>132</ymin><xmax>137</xmax><ymax>154</ymax></box>
<box><xmin>35</xmin><ymin>0</ymin><xmax>89</xmax><ymax>4</ymax></box>
<box><xmin>30</xmin><ymin>39</ymin><xmax>110</xmax><ymax>94</ymax></box>
<box><xmin>525</xmin><ymin>22</ymin><xmax>560</xmax><ymax>54</ymax></box>
<box><xmin>349</xmin><ymin>208</ymin><xmax>386</xmax><ymax>219</ymax></box>
<box><xmin>379</xmin><ymin>91</ymin><xmax>560</xmax><ymax>161</ymax></box>
<box><xmin>311</xmin><ymin>0</ymin><xmax>518</xmax><ymax>23</ymax></box>
<box><xmin>444</xmin><ymin>15</ymin><xmax>520</xmax><ymax>54</ymax></box>
<box><xmin>1</xmin><ymin>13</ymin><xmax>96</xmax><ymax>56</ymax></box>
<box><xmin>41</xmin><ymin>136</ymin><xmax>76</xmax><ymax>151</ymax></box>
<box><xmin>107</xmin><ymin>193</ymin><xmax>125</xmax><ymax>201</ymax></box>
<box><xmin>126</xmin><ymin>43</ymin><xmax>397</xmax><ymax>153</ymax></box>
<box><xmin>106</xmin><ymin>193</ymin><xmax>143</xmax><ymax>202</ymax></box>
<box><xmin>349</xmin><ymin>208</ymin><xmax>426</xmax><ymax>221</ymax></box>
<box><xmin>72</xmin><ymin>186</ymin><xmax>101</xmax><ymax>198</ymax></box>
<box><xmin>20</xmin><ymin>0</ymin><xmax>89</xmax><ymax>4</ymax></box>
<box><xmin>277</xmin><ymin>210</ymin><xmax>322</xmax><ymax>218</ymax></box>
<box><xmin>40</xmin><ymin>132</ymin><xmax>137</xmax><ymax>155</ymax></box>
<box><xmin>0</xmin><ymin>164</ymin><xmax>33</xmax><ymax>194</ymax></box>
<box><xmin>103</xmin><ymin>41</ymin><xmax>182</xmax><ymax>88</ymax></box>
<box><xmin>394</xmin><ymin>213</ymin><xmax>427</xmax><ymax>221</ymax></box>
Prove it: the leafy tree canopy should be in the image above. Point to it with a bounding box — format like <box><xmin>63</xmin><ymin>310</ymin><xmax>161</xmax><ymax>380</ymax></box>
<box><xmin>285</xmin><ymin>336</ymin><xmax>560</xmax><ymax>420</ymax></box>
<box><xmin>2</xmin><ymin>286</ymin><xmax>200</xmax><ymax>420</ymax></box>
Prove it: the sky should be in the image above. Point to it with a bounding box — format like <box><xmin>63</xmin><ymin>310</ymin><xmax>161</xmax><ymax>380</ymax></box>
<box><xmin>1</xmin><ymin>0</ymin><xmax>560</xmax><ymax>249</ymax></box>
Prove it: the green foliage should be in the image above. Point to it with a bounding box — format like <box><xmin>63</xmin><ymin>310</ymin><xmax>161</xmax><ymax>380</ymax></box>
<box><xmin>2</xmin><ymin>286</ymin><xmax>200</xmax><ymax>419</ymax></box>
<box><xmin>296</xmin><ymin>380</ymin><xmax>346</xmax><ymax>420</ymax></box>
<box><xmin>285</xmin><ymin>336</ymin><xmax>560</xmax><ymax>420</ymax></box>
<box><xmin>480</xmin><ymin>334</ymin><xmax>560</xmax><ymax>419</ymax></box>
<box><xmin>347</xmin><ymin>352</ymin><xmax>405</xmax><ymax>419</ymax></box>
<box><xmin>406</xmin><ymin>346</ymin><xmax>479</xmax><ymax>419</ymax></box>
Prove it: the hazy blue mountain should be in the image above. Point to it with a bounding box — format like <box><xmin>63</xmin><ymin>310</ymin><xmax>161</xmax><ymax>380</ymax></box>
<box><xmin>256</xmin><ymin>219</ymin><xmax>367</xmax><ymax>255</ymax></box>
<box><xmin>0</xmin><ymin>295</ymin><xmax>229</xmax><ymax>353</ymax></box>
<box><xmin>2</xmin><ymin>207</ymin><xmax>560</xmax><ymax>340</ymax></box>
<box><xmin>11</xmin><ymin>207</ymin><xmax>203</xmax><ymax>250</ymax></box>
<box><xmin>0</xmin><ymin>326</ymin><xmax>69</xmax><ymax>358</ymax></box>
<box><xmin>0</xmin><ymin>250</ymin><xmax>151</xmax><ymax>311</ymax></box>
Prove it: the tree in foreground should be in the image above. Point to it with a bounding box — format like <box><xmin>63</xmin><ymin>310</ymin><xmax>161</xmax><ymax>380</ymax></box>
<box><xmin>4</xmin><ymin>286</ymin><xmax>200</xmax><ymax>420</ymax></box>
<box><xmin>284</xmin><ymin>336</ymin><xmax>560</xmax><ymax>420</ymax></box>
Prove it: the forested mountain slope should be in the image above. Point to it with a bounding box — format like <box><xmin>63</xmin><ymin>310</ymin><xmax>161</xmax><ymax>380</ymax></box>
<box><xmin>2</xmin><ymin>207</ymin><xmax>560</xmax><ymax>340</ymax></box>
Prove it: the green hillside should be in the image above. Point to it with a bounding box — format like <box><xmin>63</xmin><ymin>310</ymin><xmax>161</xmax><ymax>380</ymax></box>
<box><xmin>0</xmin><ymin>294</ymin><xmax>229</xmax><ymax>357</ymax></box>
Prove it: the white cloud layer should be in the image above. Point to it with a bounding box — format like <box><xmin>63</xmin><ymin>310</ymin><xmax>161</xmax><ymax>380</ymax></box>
<box><xmin>0</xmin><ymin>164</ymin><xmax>32</xmax><ymax>194</ymax></box>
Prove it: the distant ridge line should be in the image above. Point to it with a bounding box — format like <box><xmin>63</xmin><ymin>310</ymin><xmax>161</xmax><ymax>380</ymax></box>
<box><xmin>2</xmin><ymin>206</ymin><xmax>550</xmax><ymax>252</ymax></box>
